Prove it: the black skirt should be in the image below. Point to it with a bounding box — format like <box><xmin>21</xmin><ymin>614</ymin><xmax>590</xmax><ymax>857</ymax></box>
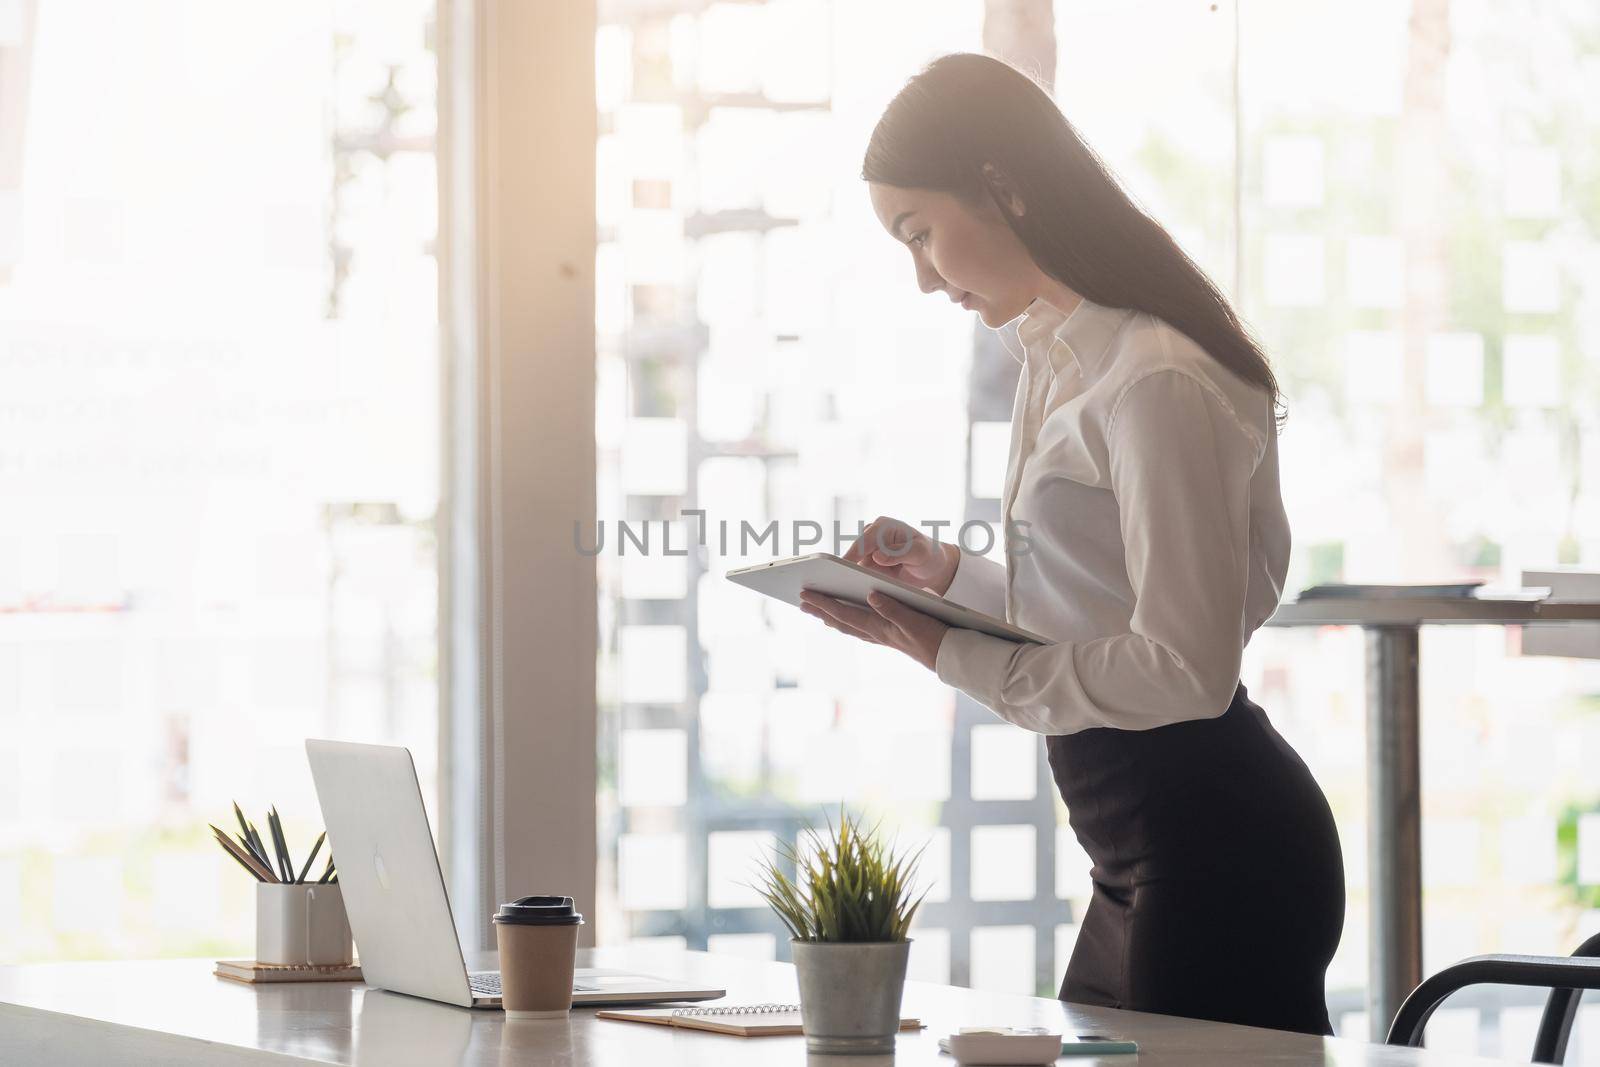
<box><xmin>1045</xmin><ymin>684</ymin><xmax>1345</xmax><ymax>1036</ymax></box>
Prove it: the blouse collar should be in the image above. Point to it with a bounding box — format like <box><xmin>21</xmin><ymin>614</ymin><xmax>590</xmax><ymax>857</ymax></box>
<box><xmin>1014</xmin><ymin>295</ymin><xmax>1133</xmax><ymax>381</ymax></box>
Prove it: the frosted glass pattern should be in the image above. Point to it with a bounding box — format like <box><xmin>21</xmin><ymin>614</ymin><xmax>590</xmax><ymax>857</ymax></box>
<box><xmin>618</xmin><ymin>833</ymin><xmax>688</xmax><ymax>911</ymax></box>
<box><xmin>907</xmin><ymin>926</ymin><xmax>951</xmax><ymax>983</ymax></box>
<box><xmin>1055</xmin><ymin>826</ymin><xmax>1093</xmax><ymax>902</ymax></box>
<box><xmin>969</xmin><ymin>925</ymin><xmax>1036</xmax><ymax>995</ymax></box>
<box><xmin>1263</xmin><ymin>135</ymin><xmax>1324</xmax><ymax>207</ymax></box>
<box><xmin>618</xmin><ymin>626</ymin><xmax>688</xmax><ymax>704</ymax></box>
<box><xmin>1425</xmin><ymin>333</ymin><xmax>1485</xmax><ymax>407</ymax></box>
<box><xmin>969</xmin><ymin>724</ymin><xmax>1037</xmax><ymax>801</ymax></box>
<box><xmin>1502</xmin><ymin>335</ymin><xmax>1562</xmax><ymax>409</ymax></box>
<box><xmin>707</xmin><ymin>831</ymin><xmax>777</xmax><ymax>909</ymax></box>
<box><xmin>971</xmin><ymin>825</ymin><xmax>1036</xmax><ymax>903</ymax></box>
<box><xmin>1263</xmin><ymin>233</ymin><xmax>1325</xmax><ymax>307</ymax></box>
<box><xmin>619</xmin><ymin>729</ymin><xmax>689</xmax><ymax>808</ymax></box>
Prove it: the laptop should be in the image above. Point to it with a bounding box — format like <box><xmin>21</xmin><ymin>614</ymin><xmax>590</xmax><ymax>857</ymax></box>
<box><xmin>305</xmin><ymin>739</ymin><xmax>724</xmax><ymax>1009</ymax></box>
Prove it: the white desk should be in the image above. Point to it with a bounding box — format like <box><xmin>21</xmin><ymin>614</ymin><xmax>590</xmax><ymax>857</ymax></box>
<box><xmin>1267</xmin><ymin>595</ymin><xmax>1600</xmax><ymax>1040</ymax></box>
<box><xmin>0</xmin><ymin>947</ymin><xmax>1516</xmax><ymax>1065</ymax></box>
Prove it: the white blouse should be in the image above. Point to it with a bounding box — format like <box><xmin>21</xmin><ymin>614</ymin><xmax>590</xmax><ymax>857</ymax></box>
<box><xmin>934</xmin><ymin>295</ymin><xmax>1290</xmax><ymax>736</ymax></box>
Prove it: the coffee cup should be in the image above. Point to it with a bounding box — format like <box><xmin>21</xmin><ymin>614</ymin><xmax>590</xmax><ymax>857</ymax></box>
<box><xmin>492</xmin><ymin>895</ymin><xmax>584</xmax><ymax>1018</ymax></box>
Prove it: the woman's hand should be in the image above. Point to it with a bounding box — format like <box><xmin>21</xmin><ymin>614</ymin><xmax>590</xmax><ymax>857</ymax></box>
<box><xmin>798</xmin><ymin>589</ymin><xmax>950</xmax><ymax>672</ymax></box>
<box><xmin>843</xmin><ymin>515</ymin><xmax>960</xmax><ymax>596</ymax></box>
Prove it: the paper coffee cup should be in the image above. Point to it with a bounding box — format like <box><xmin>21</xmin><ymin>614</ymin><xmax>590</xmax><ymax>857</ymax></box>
<box><xmin>492</xmin><ymin>895</ymin><xmax>584</xmax><ymax>1018</ymax></box>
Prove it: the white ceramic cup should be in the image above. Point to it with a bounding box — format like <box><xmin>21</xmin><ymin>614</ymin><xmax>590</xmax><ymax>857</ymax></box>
<box><xmin>256</xmin><ymin>883</ymin><xmax>353</xmax><ymax>966</ymax></box>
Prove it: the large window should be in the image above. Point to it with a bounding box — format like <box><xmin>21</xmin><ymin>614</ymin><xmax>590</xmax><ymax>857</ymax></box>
<box><xmin>593</xmin><ymin>0</ymin><xmax>999</xmax><ymax>989</ymax></box>
<box><xmin>1225</xmin><ymin>2</ymin><xmax>1600</xmax><ymax>1053</ymax></box>
<box><xmin>0</xmin><ymin>0</ymin><xmax>440</xmax><ymax>963</ymax></box>
<box><xmin>594</xmin><ymin>0</ymin><xmax>1600</xmax><ymax>1060</ymax></box>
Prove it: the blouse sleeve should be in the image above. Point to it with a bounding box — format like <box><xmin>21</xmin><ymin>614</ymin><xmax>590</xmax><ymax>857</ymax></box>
<box><xmin>933</xmin><ymin>369</ymin><xmax>1262</xmax><ymax>734</ymax></box>
<box><xmin>940</xmin><ymin>545</ymin><xmax>1007</xmax><ymax>620</ymax></box>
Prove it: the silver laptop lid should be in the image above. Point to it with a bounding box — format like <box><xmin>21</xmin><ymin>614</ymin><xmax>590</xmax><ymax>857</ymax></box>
<box><xmin>306</xmin><ymin>739</ymin><xmax>476</xmax><ymax>1007</ymax></box>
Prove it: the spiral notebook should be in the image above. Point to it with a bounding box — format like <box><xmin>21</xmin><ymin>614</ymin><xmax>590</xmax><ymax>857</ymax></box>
<box><xmin>596</xmin><ymin>1002</ymin><xmax>923</xmax><ymax>1037</ymax></box>
<box><xmin>214</xmin><ymin>959</ymin><xmax>363</xmax><ymax>984</ymax></box>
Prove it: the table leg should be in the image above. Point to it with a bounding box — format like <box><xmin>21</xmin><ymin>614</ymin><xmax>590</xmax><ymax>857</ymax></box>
<box><xmin>1365</xmin><ymin>625</ymin><xmax>1423</xmax><ymax>1042</ymax></box>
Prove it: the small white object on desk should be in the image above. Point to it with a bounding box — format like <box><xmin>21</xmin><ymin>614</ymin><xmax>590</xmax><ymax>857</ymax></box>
<box><xmin>939</xmin><ymin>1027</ymin><xmax>1062</xmax><ymax>1065</ymax></box>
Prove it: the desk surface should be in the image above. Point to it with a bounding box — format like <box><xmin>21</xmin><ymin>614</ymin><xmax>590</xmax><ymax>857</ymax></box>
<box><xmin>0</xmin><ymin>947</ymin><xmax>1515</xmax><ymax>1066</ymax></box>
<box><xmin>1268</xmin><ymin>595</ymin><xmax>1600</xmax><ymax>627</ymax></box>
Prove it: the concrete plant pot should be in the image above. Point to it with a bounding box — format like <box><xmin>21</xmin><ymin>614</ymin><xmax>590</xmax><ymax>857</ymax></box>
<box><xmin>791</xmin><ymin>938</ymin><xmax>911</xmax><ymax>1054</ymax></box>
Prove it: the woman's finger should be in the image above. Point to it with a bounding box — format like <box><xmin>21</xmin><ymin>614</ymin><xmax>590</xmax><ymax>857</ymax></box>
<box><xmin>865</xmin><ymin>590</ymin><xmax>914</xmax><ymax>631</ymax></box>
<box><xmin>868</xmin><ymin>591</ymin><xmax>942</xmax><ymax>643</ymax></box>
<box><xmin>865</xmin><ymin>521</ymin><xmax>915</xmax><ymax>565</ymax></box>
<box><xmin>841</xmin><ymin>520</ymin><xmax>877</xmax><ymax>563</ymax></box>
<box><xmin>800</xmin><ymin>602</ymin><xmax>883</xmax><ymax>645</ymax></box>
<box><xmin>844</xmin><ymin>516</ymin><xmax>896</xmax><ymax>564</ymax></box>
<box><xmin>866</xmin><ymin>592</ymin><xmax>946</xmax><ymax>670</ymax></box>
<box><xmin>801</xmin><ymin>591</ymin><xmax>887</xmax><ymax>637</ymax></box>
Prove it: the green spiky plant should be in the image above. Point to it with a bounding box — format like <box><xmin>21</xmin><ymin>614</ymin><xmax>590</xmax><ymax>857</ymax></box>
<box><xmin>753</xmin><ymin>807</ymin><xmax>927</xmax><ymax>943</ymax></box>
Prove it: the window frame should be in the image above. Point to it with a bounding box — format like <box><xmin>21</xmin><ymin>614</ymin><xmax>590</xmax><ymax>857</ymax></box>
<box><xmin>437</xmin><ymin>0</ymin><xmax>599</xmax><ymax>952</ymax></box>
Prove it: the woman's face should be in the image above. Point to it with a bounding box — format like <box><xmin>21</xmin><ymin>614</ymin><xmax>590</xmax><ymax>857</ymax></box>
<box><xmin>868</xmin><ymin>181</ymin><xmax>1044</xmax><ymax>328</ymax></box>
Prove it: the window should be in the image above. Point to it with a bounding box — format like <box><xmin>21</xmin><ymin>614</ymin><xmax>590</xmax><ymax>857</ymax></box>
<box><xmin>594</xmin><ymin>0</ymin><xmax>1005</xmax><ymax>989</ymax></box>
<box><xmin>0</xmin><ymin>0</ymin><xmax>441</xmax><ymax>963</ymax></box>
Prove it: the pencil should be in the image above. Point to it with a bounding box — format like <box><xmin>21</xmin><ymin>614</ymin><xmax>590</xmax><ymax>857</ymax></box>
<box><xmin>234</xmin><ymin>831</ymin><xmax>264</xmax><ymax>871</ymax></box>
<box><xmin>211</xmin><ymin>824</ymin><xmax>274</xmax><ymax>882</ymax></box>
<box><xmin>246</xmin><ymin>819</ymin><xmax>273</xmax><ymax>874</ymax></box>
<box><xmin>234</xmin><ymin>803</ymin><xmax>274</xmax><ymax>872</ymax></box>
<box><xmin>267</xmin><ymin>808</ymin><xmax>293</xmax><ymax>883</ymax></box>
<box><xmin>294</xmin><ymin>831</ymin><xmax>326</xmax><ymax>885</ymax></box>
<box><xmin>211</xmin><ymin>825</ymin><xmax>260</xmax><ymax>880</ymax></box>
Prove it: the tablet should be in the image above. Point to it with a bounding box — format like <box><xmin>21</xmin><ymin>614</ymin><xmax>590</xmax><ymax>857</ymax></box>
<box><xmin>725</xmin><ymin>552</ymin><xmax>1048</xmax><ymax>645</ymax></box>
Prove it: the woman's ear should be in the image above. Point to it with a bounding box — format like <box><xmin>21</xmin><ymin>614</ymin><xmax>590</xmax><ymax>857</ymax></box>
<box><xmin>981</xmin><ymin>162</ymin><xmax>1026</xmax><ymax>218</ymax></box>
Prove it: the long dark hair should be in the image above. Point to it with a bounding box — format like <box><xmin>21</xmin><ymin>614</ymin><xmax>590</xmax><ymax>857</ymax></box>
<box><xmin>863</xmin><ymin>52</ymin><xmax>1281</xmax><ymax>419</ymax></box>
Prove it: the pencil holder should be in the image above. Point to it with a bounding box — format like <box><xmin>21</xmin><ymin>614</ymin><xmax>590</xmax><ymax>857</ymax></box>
<box><xmin>256</xmin><ymin>883</ymin><xmax>353</xmax><ymax>966</ymax></box>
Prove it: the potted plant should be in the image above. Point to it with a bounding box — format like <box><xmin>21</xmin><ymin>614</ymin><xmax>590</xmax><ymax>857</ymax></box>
<box><xmin>753</xmin><ymin>808</ymin><xmax>927</xmax><ymax>1055</ymax></box>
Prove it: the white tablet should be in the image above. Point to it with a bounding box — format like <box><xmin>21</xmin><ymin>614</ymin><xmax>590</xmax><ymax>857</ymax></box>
<box><xmin>725</xmin><ymin>552</ymin><xmax>1047</xmax><ymax>645</ymax></box>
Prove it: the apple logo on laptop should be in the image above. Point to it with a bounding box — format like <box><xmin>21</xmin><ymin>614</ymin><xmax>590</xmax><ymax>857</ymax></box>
<box><xmin>373</xmin><ymin>851</ymin><xmax>391</xmax><ymax>891</ymax></box>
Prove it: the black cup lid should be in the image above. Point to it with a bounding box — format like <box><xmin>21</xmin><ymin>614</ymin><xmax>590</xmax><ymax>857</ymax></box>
<box><xmin>493</xmin><ymin>895</ymin><xmax>584</xmax><ymax>926</ymax></box>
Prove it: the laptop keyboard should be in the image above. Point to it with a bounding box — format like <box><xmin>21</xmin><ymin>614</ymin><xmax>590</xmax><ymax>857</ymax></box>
<box><xmin>469</xmin><ymin>972</ymin><xmax>601</xmax><ymax>996</ymax></box>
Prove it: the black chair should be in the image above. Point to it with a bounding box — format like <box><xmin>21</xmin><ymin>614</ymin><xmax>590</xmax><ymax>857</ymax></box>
<box><xmin>1386</xmin><ymin>932</ymin><xmax>1600</xmax><ymax>1064</ymax></box>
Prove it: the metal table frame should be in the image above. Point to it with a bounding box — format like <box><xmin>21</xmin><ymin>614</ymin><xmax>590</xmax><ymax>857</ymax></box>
<box><xmin>1267</xmin><ymin>596</ymin><xmax>1600</xmax><ymax>1041</ymax></box>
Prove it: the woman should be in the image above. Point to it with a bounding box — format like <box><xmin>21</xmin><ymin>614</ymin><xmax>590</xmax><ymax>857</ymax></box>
<box><xmin>797</xmin><ymin>53</ymin><xmax>1344</xmax><ymax>1036</ymax></box>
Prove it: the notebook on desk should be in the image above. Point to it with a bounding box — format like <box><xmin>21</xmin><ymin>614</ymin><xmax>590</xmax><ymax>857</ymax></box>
<box><xmin>596</xmin><ymin>1002</ymin><xmax>923</xmax><ymax>1037</ymax></box>
<box><xmin>214</xmin><ymin>960</ymin><xmax>363</xmax><ymax>984</ymax></box>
